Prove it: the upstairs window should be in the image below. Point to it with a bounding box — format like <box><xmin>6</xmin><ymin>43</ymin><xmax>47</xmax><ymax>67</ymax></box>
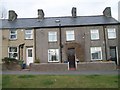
<box><xmin>9</xmin><ymin>30</ymin><xmax>17</xmax><ymax>40</ymax></box>
<box><xmin>90</xmin><ymin>29</ymin><xmax>99</xmax><ymax>40</ymax></box>
<box><xmin>66</xmin><ymin>30</ymin><xmax>75</xmax><ymax>41</ymax></box>
<box><xmin>48</xmin><ymin>32</ymin><xmax>57</xmax><ymax>42</ymax></box>
<box><xmin>107</xmin><ymin>28</ymin><xmax>116</xmax><ymax>39</ymax></box>
<box><xmin>8</xmin><ymin>47</ymin><xmax>18</xmax><ymax>59</ymax></box>
<box><xmin>25</xmin><ymin>29</ymin><xmax>33</xmax><ymax>39</ymax></box>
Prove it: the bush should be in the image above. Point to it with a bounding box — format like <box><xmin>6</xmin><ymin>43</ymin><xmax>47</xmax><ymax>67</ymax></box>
<box><xmin>2</xmin><ymin>57</ymin><xmax>18</xmax><ymax>64</ymax></box>
<box><xmin>34</xmin><ymin>58</ymin><xmax>40</xmax><ymax>63</ymax></box>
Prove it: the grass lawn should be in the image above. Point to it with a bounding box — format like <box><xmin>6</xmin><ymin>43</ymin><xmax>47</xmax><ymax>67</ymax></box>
<box><xmin>2</xmin><ymin>75</ymin><xmax>119</xmax><ymax>88</ymax></box>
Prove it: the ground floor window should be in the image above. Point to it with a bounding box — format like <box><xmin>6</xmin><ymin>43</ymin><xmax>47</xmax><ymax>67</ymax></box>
<box><xmin>91</xmin><ymin>47</ymin><xmax>102</xmax><ymax>60</ymax></box>
<box><xmin>48</xmin><ymin>49</ymin><xmax>59</xmax><ymax>62</ymax></box>
<box><xmin>8</xmin><ymin>47</ymin><xmax>18</xmax><ymax>59</ymax></box>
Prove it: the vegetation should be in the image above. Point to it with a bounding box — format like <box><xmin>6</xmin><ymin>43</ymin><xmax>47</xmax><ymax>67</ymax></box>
<box><xmin>34</xmin><ymin>58</ymin><xmax>40</xmax><ymax>63</ymax></box>
<box><xmin>2</xmin><ymin>57</ymin><xmax>18</xmax><ymax>64</ymax></box>
<box><xmin>2</xmin><ymin>75</ymin><xmax>119</xmax><ymax>88</ymax></box>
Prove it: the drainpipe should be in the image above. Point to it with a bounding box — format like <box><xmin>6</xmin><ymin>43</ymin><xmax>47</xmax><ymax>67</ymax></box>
<box><xmin>18</xmin><ymin>43</ymin><xmax>25</xmax><ymax>60</ymax></box>
<box><xmin>103</xmin><ymin>26</ymin><xmax>107</xmax><ymax>60</ymax></box>
<box><xmin>34</xmin><ymin>28</ymin><xmax>36</xmax><ymax>61</ymax></box>
<box><xmin>59</xmin><ymin>24</ymin><xmax>62</xmax><ymax>63</ymax></box>
<box><xmin>55</xmin><ymin>19</ymin><xmax>62</xmax><ymax>63</ymax></box>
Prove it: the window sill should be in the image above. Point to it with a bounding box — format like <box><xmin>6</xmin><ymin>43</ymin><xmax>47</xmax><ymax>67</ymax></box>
<box><xmin>48</xmin><ymin>41</ymin><xmax>58</xmax><ymax>43</ymax></box>
<box><xmin>9</xmin><ymin>39</ymin><xmax>17</xmax><ymax>41</ymax></box>
<box><xmin>24</xmin><ymin>39</ymin><xmax>33</xmax><ymax>40</ymax></box>
<box><xmin>108</xmin><ymin>38</ymin><xmax>116</xmax><ymax>40</ymax></box>
<box><xmin>91</xmin><ymin>39</ymin><xmax>100</xmax><ymax>41</ymax></box>
<box><xmin>66</xmin><ymin>40</ymin><xmax>75</xmax><ymax>42</ymax></box>
<box><xmin>48</xmin><ymin>61</ymin><xmax>59</xmax><ymax>63</ymax></box>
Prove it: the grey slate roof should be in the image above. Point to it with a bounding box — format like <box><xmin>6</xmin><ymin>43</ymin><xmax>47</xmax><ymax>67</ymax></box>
<box><xmin>0</xmin><ymin>15</ymin><xmax>119</xmax><ymax>29</ymax></box>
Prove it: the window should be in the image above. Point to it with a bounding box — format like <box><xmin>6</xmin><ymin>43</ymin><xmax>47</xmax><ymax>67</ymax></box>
<box><xmin>25</xmin><ymin>30</ymin><xmax>33</xmax><ymax>39</ymax></box>
<box><xmin>8</xmin><ymin>47</ymin><xmax>18</xmax><ymax>59</ymax></box>
<box><xmin>48</xmin><ymin>49</ymin><xmax>59</xmax><ymax>62</ymax></box>
<box><xmin>90</xmin><ymin>29</ymin><xmax>99</xmax><ymax>40</ymax></box>
<box><xmin>66</xmin><ymin>30</ymin><xmax>75</xmax><ymax>41</ymax></box>
<box><xmin>48</xmin><ymin>32</ymin><xmax>57</xmax><ymax>42</ymax></box>
<box><xmin>107</xmin><ymin>28</ymin><xmax>116</xmax><ymax>39</ymax></box>
<box><xmin>9</xmin><ymin>30</ymin><xmax>17</xmax><ymax>40</ymax></box>
<box><xmin>91</xmin><ymin>47</ymin><xmax>102</xmax><ymax>60</ymax></box>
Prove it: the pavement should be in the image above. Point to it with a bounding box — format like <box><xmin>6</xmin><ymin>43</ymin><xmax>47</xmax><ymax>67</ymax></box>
<box><xmin>1</xmin><ymin>69</ymin><xmax>119</xmax><ymax>75</ymax></box>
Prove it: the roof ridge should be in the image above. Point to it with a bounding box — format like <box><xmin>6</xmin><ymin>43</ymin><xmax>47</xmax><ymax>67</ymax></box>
<box><xmin>1</xmin><ymin>15</ymin><xmax>105</xmax><ymax>20</ymax></box>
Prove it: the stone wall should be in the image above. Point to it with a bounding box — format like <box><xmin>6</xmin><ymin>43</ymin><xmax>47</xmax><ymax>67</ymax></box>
<box><xmin>30</xmin><ymin>62</ymin><xmax>116</xmax><ymax>71</ymax></box>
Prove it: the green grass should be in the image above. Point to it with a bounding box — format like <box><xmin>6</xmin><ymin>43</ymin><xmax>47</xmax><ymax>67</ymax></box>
<box><xmin>2</xmin><ymin>75</ymin><xmax>119</xmax><ymax>88</ymax></box>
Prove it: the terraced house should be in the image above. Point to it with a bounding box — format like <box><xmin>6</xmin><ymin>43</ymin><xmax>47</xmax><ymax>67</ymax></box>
<box><xmin>1</xmin><ymin>7</ymin><xmax>119</xmax><ymax>69</ymax></box>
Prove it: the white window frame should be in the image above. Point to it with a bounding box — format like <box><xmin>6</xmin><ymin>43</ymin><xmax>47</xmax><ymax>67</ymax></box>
<box><xmin>9</xmin><ymin>30</ymin><xmax>17</xmax><ymax>40</ymax></box>
<box><xmin>107</xmin><ymin>28</ymin><xmax>116</xmax><ymax>39</ymax></box>
<box><xmin>48</xmin><ymin>49</ymin><xmax>59</xmax><ymax>62</ymax></box>
<box><xmin>90</xmin><ymin>29</ymin><xmax>99</xmax><ymax>40</ymax></box>
<box><xmin>66</xmin><ymin>30</ymin><xmax>75</xmax><ymax>41</ymax></box>
<box><xmin>25</xmin><ymin>29</ymin><xmax>33</xmax><ymax>39</ymax></box>
<box><xmin>90</xmin><ymin>47</ymin><xmax>102</xmax><ymax>60</ymax></box>
<box><xmin>8</xmin><ymin>47</ymin><xmax>18</xmax><ymax>59</ymax></box>
<box><xmin>48</xmin><ymin>31</ymin><xmax>57</xmax><ymax>42</ymax></box>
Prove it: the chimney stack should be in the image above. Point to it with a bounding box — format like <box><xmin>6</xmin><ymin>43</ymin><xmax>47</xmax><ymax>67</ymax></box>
<box><xmin>38</xmin><ymin>9</ymin><xmax>45</xmax><ymax>19</ymax></box>
<box><xmin>8</xmin><ymin>10</ymin><xmax>17</xmax><ymax>21</ymax></box>
<box><xmin>103</xmin><ymin>7</ymin><xmax>112</xmax><ymax>17</ymax></box>
<box><xmin>71</xmin><ymin>7</ymin><xmax>77</xmax><ymax>18</ymax></box>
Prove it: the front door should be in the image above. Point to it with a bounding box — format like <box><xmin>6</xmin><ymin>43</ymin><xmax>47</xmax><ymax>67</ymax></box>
<box><xmin>110</xmin><ymin>46</ymin><xmax>117</xmax><ymax>65</ymax></box>
<box><xmin>67</xmin><ymin>48</ymin><xmax>76</xmax><ymax>70</ymax></box>
<box><xmin>26</xmin><ymin>48</ymin><xmax>33</xmax><ymax>65</ymax></box>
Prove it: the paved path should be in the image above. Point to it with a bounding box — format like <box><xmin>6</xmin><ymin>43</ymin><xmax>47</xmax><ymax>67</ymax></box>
<box><xmin>1</xmin><ymin>70</ymin><xmax>119</xmax><ymax>75</ymax></box>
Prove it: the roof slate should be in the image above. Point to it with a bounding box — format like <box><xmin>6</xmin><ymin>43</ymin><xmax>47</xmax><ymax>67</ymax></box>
<box><xmin>0</xmin><ymin>15</ymin><xmax>119</xmax><ymax>29</ymax></box>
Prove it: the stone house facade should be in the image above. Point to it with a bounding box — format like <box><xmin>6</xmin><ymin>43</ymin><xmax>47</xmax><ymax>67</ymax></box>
<box><xmin>0</xmin><ymin>7</ymin><xmax>119</xmax><ymax>68</ymax></box>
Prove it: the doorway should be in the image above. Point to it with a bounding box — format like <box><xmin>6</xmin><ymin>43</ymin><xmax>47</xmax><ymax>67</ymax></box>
<box><xmin>67</xmin><ymin>48</ymin><xmax>76</xmax><ymax>70</ymax></box>
<box><xmin>110</xmin><ymin>46</ymin><xmax>117</xmax><ymax>65</ymax></box>
<box><xmin>26</xmin><ymin>47</ymin><xmax>33</xmax><ymax>65</ymax></box>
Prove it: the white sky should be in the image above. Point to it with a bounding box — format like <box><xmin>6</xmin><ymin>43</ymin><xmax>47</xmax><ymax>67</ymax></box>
<box><xmin>0</xmin><ymin>0</ymin><xmax>120</xmax><ymax>20</ymax></box>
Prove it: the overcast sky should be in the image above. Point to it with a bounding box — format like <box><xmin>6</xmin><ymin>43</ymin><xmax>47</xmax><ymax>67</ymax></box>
<box><xmin>0</xmin><ymin>0</ymin><xmax>120</xmax><ymax>20</ymax></box>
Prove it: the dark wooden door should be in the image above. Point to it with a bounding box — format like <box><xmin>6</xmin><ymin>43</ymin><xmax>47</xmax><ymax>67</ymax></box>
<box><xmin>110</xmin><ymin>46</ymin><xmax>117</xmax><ymax>65</ymax></box>
<box><xmin>67</xmin><ymin>48</ymin><xmax>76</xmax><ymax>70</ymax></box>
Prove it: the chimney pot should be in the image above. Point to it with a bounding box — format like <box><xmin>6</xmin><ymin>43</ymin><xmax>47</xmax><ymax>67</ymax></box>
<box><xmin>38</xmin><ymin>9</ymin><xmax>44</xmax><ymax>19</ymax></box>
<box><xmin>71</xmin><ymin>7</ymin><xmax>77</xmax><ymax>18</ymax></box>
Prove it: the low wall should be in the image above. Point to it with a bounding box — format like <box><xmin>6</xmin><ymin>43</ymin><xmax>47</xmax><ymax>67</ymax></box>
<box><xmin>30</xmin><ymin>61</ymin><xmax>116</xmax><ymax>71</ymax></box>
<box><xmin>77</xmin><ymin>61</ymin><xmax>116</xmax><ymax>71</ymax></box>
<box><xmin>30</xmin><ymin>63</ymin><xmax>68</xmax><ymax>71</ymax></box>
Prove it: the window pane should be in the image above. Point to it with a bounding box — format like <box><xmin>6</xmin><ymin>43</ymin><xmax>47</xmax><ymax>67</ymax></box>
<box><xmin>48</xmin><ymin>32</ymin><xmax>57</xmax><ymax>42</ymax></box>
<box><xmin>10</xmin><ymin>30</ymin><xmax>17</xmax><ymax>39</ymax></box>
<box><xmin>91</xmin><ymin>47</ymin><xmax>102</xmax><ymax>60</ymax></box>
<box><xmin>11</xmin><ymin>30</ymin><xmax>16</xmax><ymax>34</ymax></box>
<box><xmin>66</xmin><ymin>30</ymin><xmax>75</xmax><ymax>41</ymax></box>
<box><xmin>9</xmin><ymin>47</ymin><xmax>18</xmax><ymax>59</ymax></box>
<box><xmin>28</xmin><ymin>49</ymin><xmax>32</xmax><ymax>57</ymax></box>
<box><xmin>10</xmin><ymin>35</ymin><xmax>16</xmax><ymax>39</ymax></box>
<box><xmin>107</xmin><ymin>28</ymin><xmax>116</xmax><ymax>39</ymax></box>
<box><xmin>91</xmin><ymin>30</ymin><xmax>99</xmax><ymax>40</ymax></box>
<box><xmin>25</xmin><ymin>34</ymin><xmax>32</xmax><ymax>39</ymax></box>
<box><xmin>48</xmin><ymin>49</ymin><xmax>59</xmax><ymax>62</ymax></box>
<box><xmin>25</xmin><ymin>30</ymin><xmax>33</xmax><ymax>39</ymax></box>
<box><xmin>25</xmin><ymin>30</ymin><xmax>32</xmax><ymax>34</ymax></box>
<box><xmin>9</xmin><ymin>47</ymin><xmax>17</xmax><ymax>52</ymax></box>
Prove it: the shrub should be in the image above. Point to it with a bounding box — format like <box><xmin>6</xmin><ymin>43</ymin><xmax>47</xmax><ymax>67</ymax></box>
<box><xmin>34</xmin><ymin>58</ymin><xmax>40</xmax><ymax>63</ymax></box>
<box><xmin>2</xmin><ymin>57</ymin><xmax>18</xmax><ymax>64</ymax></box>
